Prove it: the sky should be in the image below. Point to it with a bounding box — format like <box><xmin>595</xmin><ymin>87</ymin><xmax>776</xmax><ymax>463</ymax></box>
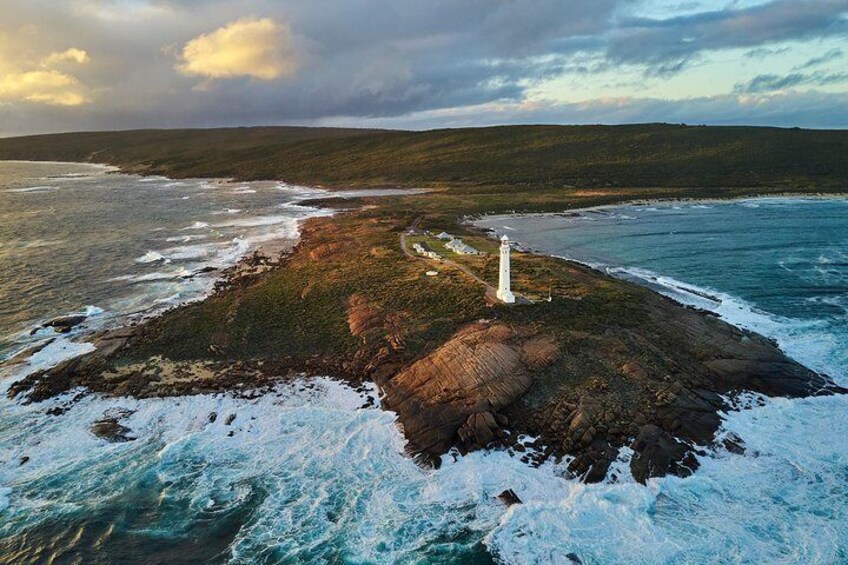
<box><xmin>0</xmin><ymin>0</ymin><xmax>847</xmax><ymax>136</ymax></box>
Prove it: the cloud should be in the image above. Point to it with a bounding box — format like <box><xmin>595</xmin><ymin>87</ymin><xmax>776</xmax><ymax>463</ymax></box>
<box><xmin>0</xmin><ymin>70</ymin><xmax>90</xmax><ymax>106</ymax></box>
<box><xmin>792</xmin><ymin>48</ymin><xmax>844</xmax><ymax>70</ymax></box>
<box><xmin>42</xmin><ymin>48</ymin><xmax>91</xmax><ymax>66</ymax></box>
<box><xmin>744</xmin><ymin>47</ymin><xmax>791</xmax><ymax>59</ymax></box>
<box><xmin>0</xmin><ymin>0</ymin><xmax>847</xmax><ymax>135</ymax></box>
<box><xmin>0</xmin><ymin>47</ymin><xmax>91</xmax><ymax>106</ymax></box>
<box><xmin>608</xmin><ymin>0</ymin><xmax>848</xmax><ymax>75</ymax></box>
<box><xmin>176</xmin><ymin>17</ymin><xmax>299</xmax><ymax>80</ymax></box>
<box><xmin>734</xmin><ymin>70</ymin><xmax>848</xmax><ymax>93</ymax></box>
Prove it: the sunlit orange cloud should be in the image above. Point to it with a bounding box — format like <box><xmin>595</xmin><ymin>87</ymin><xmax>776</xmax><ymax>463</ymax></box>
<box><xmin>0</xmin><ymin>47</ymin><xmax>91</xmax><ymax>106</ymax></box>
<box><xmin>176</xmin><ymin>17</ymin><xmax>300</xmax><ymax>81</ymax></box>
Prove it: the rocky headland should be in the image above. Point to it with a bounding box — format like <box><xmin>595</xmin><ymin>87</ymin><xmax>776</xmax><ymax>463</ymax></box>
<box><xmin>3</xmin><ymin>124</ymin><xmax>847</xmax><ymax>484</ymax></box>
<box><xmin>7</xmin><ymin>205</ymin><xmax>845</xmax><ymax>484</ymax></box>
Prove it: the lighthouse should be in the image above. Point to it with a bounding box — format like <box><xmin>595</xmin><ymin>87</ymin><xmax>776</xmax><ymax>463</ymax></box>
<box><xmin>497</xmin><ymin>235</ymin><xmax>516</xmax><ymax>304</ymax></box>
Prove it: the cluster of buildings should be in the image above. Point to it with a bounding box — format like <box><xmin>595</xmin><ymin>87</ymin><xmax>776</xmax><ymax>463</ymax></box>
<box><xmin>411</xmin><ymin>242</ymin><xmax>442</xmax><ymax>260</ymax></box>
<box><xmin>436</xmin><ymin>233</ymin><xmax>480</xmax><ymax>255</ymax></box>
<box><xmin>411</xmin><ymin>228</ymin><xmax>516</xmax><ymax>305</ymax></box>
<box><xmin>411</xmin><ymin>231</ymin><xmax>480</xmax><ymax>260</ymax></box>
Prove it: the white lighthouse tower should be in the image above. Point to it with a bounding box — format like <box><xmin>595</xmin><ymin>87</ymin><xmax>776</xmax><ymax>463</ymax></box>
<box><xmin>497</xmin><ymin>235</ymin><xmax>516</xmax><ymax>304</ymax></box>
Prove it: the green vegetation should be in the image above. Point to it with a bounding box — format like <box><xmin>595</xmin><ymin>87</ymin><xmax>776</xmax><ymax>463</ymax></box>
<box><xmin>1</xmin><ymin>124</ymin><xmax>847</xmax><ymax>196</ymax></box>
<box><xmin>125</xmin><ymin>212</ymin><xmax>492</xmax><ymax>377</ymax></box>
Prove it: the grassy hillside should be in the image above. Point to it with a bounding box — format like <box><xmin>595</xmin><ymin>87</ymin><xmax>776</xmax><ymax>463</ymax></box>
<box><xmin>1</xmin><ymin>124</ymin><xmax>847</xmax><ymax>191</ymax></box>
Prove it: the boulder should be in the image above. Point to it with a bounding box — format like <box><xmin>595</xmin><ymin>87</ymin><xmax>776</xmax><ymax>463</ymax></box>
<box><xmin>90</xmin><ymin>418</ymin><xmax>135</xmax><ymax>443</ymax></box>
<box><xmin>496</xmin><ymin>489</ymin><xmax>523</xmax><ymax>506</ymax></box>
<box><xmin>457</xmin><ymin>411</ymin><xmax>500</xmax><ymax>449</ymax></box>
<box><xmin>33</xmin><ymin>315</ymin><xmax>87</xmax><ymax>335</ymax></box>
<box><xmin>629</xmin><ymin>424</ymin><xmax>698</xmax><ymax>484</ymax></box>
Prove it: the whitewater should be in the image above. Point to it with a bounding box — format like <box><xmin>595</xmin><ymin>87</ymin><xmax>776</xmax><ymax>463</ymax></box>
<box><xmin>1</xmin><ymin>166</ymin><xmax>846</xmax><ymax>564</ymax></box>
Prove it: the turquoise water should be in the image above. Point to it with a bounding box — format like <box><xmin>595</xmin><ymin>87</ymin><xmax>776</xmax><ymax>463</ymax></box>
<box><xmin>478</xmin><ymin>198</ymin><xmax>848</xmax><ymax>377</ymax></box>
<box><xmin>2</xmin><ymin>173</ymin><xmax>848</xmax><ymax>564</ymax></box>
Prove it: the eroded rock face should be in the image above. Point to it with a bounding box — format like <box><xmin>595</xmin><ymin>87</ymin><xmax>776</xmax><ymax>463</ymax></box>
<box><xmin>381</xmin><ymin>321</ymin><xmax>559</xmax><ymax>457</ymax></box>
<box><xmin>347</xmin><ymin>295</ymin><xmax>385</xmax><ymax>338</ymax></box>
<box><xmin>629</xmin><ymin>424</ymin><xmax>698</xmax><ymax>483</ymax></box>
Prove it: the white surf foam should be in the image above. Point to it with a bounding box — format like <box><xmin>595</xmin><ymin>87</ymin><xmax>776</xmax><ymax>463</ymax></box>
<box><xmin>3</xmin><ymin>186</ymin><xmax>57</xmax><ymax>193</ymax></box>
<box><xmin>211</xmin><ymin>215</ymin><xmax>297</xmax><ymax>229</ymax></box>
<box><xmin>164</xmin><ymin>234</ymin><xmax>207</xmax><ymax>243</ymax></box>
<box><xmin>135</xmin><ymin>251</ymin><xmax>168</xmax><ymax>264</ymax></box>
<box><xmin>5</xmin><ymin>367</ymin><xmax>841</xmax><ymax>564</ymax></box>
<box><xmin>108</xmin><ymin>270</ymin><xmax>192</xmax><ymax>284</ymax></box>
<box><xmin>485</xmin><ymin>392</ymin><xmax>848</xmax><ymax>564</ymax></box>
<box><xmin>605</xmin><ymin>265</ymin><xmax>846</xmax><ymax>381</ymax></box>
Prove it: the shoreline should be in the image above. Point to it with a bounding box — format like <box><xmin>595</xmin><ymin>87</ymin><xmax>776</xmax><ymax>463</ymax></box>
<box><xmin>3</xmin><ymin>160</ymin><xmax>847</xmax><ymax>485</ymax></box>
<box><xmin>467</xmin><ymin>191</ymin><xmax>848</xmax><ymax>224</ymax></box>
<box><xmin>7</xmin><ymin>187</ymin><xmax>846</xmax><ymax>485</ymax></box>
<box><xmin>0</xmin><ymin>159</ymin><xmax>117</xmax><ymax>170</ymax></box>
<box><xmin>0</xmin><ymin>165</ymin><xmax>333</xmax><ymax>371</ymax></box>
<box><xmin>0</xmin><ymin>161</ymin><xmax>424</xmax><ymax>370</ymax></box>
<box><xmin>472</xmin><ymin>198</ymin><xmax>846</xmax><ymax>382</ymax></box>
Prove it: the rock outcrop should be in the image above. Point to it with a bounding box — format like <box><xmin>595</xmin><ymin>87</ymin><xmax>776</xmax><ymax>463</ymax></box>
<box><xmin>381</xmin><ymin>321</ymin><xmax>559</xmax><ymax>457</ymax></box>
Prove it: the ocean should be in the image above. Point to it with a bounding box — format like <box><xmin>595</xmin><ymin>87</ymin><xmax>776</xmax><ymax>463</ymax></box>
<box><xmin>1</xmin><ymin>163</ymin><xmax>846</xmax><ymax>564</ymax></box>
<box><xmin>0</xmin><ymin>161</ymin><xmax>335</xmax><ymax>363</ymax></box>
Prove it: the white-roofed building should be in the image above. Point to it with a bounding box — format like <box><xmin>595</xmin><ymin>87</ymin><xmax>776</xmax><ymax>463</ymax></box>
<box><xmin>445</xmin><ymin>238</ymin><xmax>479</xmax><ymax>255</ymax></box>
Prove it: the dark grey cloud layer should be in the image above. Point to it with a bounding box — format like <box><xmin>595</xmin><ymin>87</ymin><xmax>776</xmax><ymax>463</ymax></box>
<box><xmin>736</xmin><ymin>71</ymin><xmax>848</xmax><ymax>93</ymax></box>
<box><xmin>1</xmin><ymin>0</ymin><xmax>847</xmax><ymax>135</ymax></box>
<box><xmin>793</xmin><ymin>48</ymin><xmax>844</xmax><ymax>70</ymax></box>
<box><xmin>609</xmin><ymin>0</ymin><xmax>848</xmax><ymax>74</ymax></box>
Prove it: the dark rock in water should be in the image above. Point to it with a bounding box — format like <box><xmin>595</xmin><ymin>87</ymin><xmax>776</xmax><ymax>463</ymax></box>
<box><xmin>208</xmin><ymin>412</ymin><xmax>218</xmax><ymax>423</ymax></box>
<box><xmin>566</xmin><ymin>552</ymin><xmax>583</xmax><ymax>564</ymax></box>
<box><xmin>19</xmin><ymin>456</ymin><xmax>30</xmax><ymax>466</ymax></box>
<box><xmin>90</xmin><ymin>418</ymin><xmax>135</xmax><ymax>443</ymax></box>
<box><xmin>224</xmin><ymin>414</ymin><xmax>236</xmax><ymax>425</ymax></box>
<box><xmin>410</xmin><ymin>450</ymin><xmax>442</xmax><ymax>470</ymax></box>
<box><xmin>47</xmin><ymin>406</ymin><xmax>67</xmax><ymax>416</ymax></box>
<box><xmin>629</xmin><ymin>425</ymin><xmax>698</xmax><ymax>484</ymax></box>
<box><xmin>32</xmin><ymin>315</ymin><xmax>87</xmax><ymax>335</ymax></box>
<box><xmin>496</xmin><ymin>489</ymin><xmax>522</xmax><ymax>506</ymax></box>
<box><xmin>183</xmin><ymin>266</ymin><xmax>219</xmax><ymax>279</ymax></box>
<box><xmin>721</xmin><ymin>432</ymin><xmax>746</xmax><ymax>455</ymax></box>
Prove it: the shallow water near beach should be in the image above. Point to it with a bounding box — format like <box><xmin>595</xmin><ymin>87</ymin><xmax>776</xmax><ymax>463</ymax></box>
<box><xmin>2</xmin><ymin>168</ymin><xmax>848</xmax><ymax>564</ymax></box>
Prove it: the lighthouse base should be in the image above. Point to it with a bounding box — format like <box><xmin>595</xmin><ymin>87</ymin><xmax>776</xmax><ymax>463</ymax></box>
<box><xmin>497</xmin><ymin>289</ymin><xmax>515</xmax><ymax>304</ymax></box>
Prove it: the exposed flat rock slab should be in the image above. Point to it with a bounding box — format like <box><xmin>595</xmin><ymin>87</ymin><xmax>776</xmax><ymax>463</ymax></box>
<box><xmin>381</xmin><ymin>321</ymin><xmax>559</xmax><ymax>456</ymax></box>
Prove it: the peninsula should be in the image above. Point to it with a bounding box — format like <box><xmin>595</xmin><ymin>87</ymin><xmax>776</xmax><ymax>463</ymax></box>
<box><xmin>2</xmin><ymin>124</ymin><xmax>847</xmax><ymax>483</ymax></box>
